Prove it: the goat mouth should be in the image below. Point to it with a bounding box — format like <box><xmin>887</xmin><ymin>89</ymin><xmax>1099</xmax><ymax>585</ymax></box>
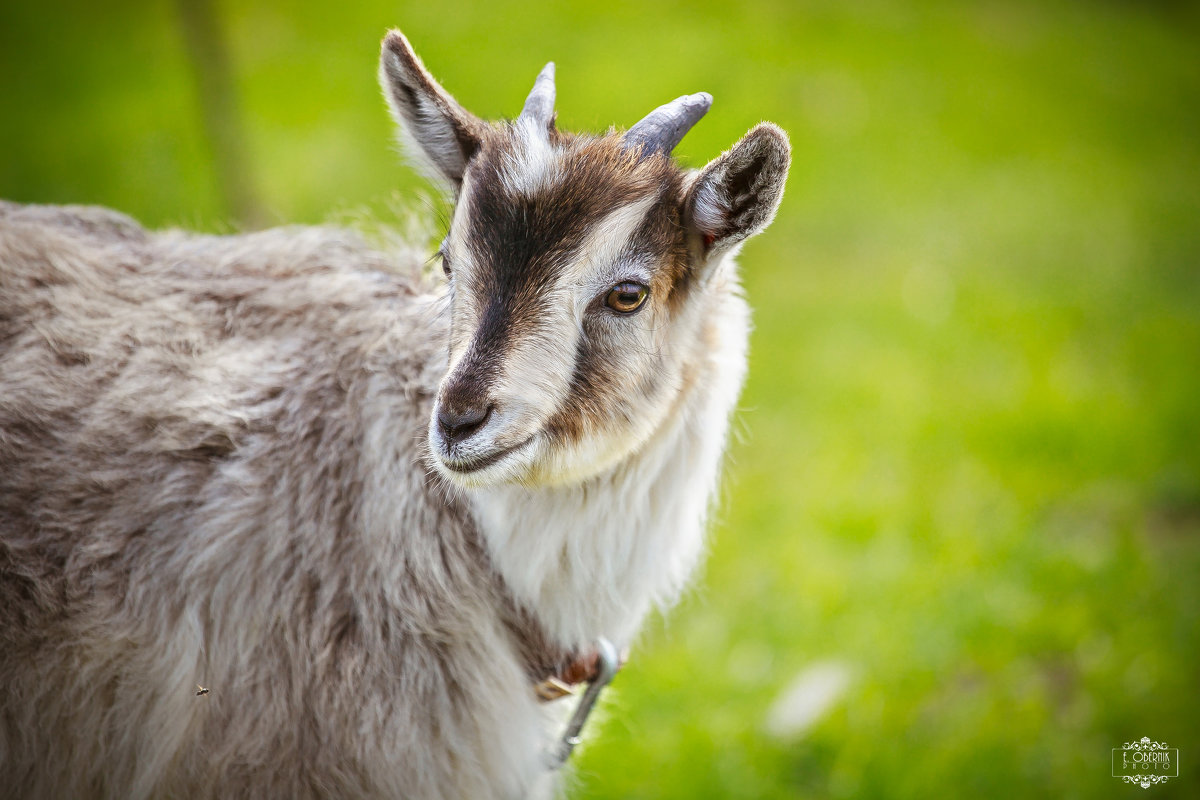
<box><xmin>441</xmin><ymin>436</ymin><xmax>534</xmax><ymax>475</ymax></box>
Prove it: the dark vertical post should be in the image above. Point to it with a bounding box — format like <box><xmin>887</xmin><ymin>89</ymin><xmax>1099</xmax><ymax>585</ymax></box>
<box><xmin>175</xmin><ymin>0</ymin><xmax>265</xmax><ymax>229</ymax></box>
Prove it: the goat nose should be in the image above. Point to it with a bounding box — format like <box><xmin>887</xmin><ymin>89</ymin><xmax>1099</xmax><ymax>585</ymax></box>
<box><xmin>437</xmin><ymin>402</ymin><xmax>492</xmax><ymax>445</ymax></box>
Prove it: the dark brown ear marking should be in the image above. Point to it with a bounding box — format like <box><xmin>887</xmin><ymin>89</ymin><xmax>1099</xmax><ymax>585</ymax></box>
<box><xmin>379</xmin><ymin>30</ymin><xmax>488</xmax><ymax>188</ymax></box>
<box><xmin>685</xmin><ymin>123</ymin><xmax>791</xmax><ymax>256</ymax></box>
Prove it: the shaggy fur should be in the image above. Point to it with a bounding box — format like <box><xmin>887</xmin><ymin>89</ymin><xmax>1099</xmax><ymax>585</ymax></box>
<box><xmin>0</xmin><ymin>30</ymin><xmax>789</xmax><ymax>799</ymax></box>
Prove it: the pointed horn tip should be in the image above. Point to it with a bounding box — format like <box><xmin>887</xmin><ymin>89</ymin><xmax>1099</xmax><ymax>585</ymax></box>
<box><xmin>621</xmin><ymin>90</ymin><xmax>714</xmax><ymax>159</ymax></box>
<box><xmin>519</xmin><ymin>61</ymin><xmax>557</xmax><ymax>128</ymax></box>
<box><xmin>528</xmin><ymin>63</ymin><xmax>555</xmax><ymax>93</ymax></box>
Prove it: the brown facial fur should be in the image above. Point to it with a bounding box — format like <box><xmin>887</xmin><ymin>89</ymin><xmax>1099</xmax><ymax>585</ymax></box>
<box><xmin>442</xmin><ymin>129</ymin><xmax>694</xmax><ymax>450</ymax></box>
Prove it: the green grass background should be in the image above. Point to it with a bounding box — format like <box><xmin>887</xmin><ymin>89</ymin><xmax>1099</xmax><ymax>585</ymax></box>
<box><xmin>3</xmin><ymin>1</ymin><xmax>1198</xmax><ymax>797</ymax></box>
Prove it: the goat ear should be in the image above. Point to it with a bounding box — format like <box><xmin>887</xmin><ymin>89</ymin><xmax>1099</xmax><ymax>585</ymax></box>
<box><xmin>379</xmin><ymin>30</ymin><xmax>487</xmax><ymax>190</ymax></box>
<box><xmin>684</xmin><ymin>123</ymin><xmax>791</xmax><ymax>258</ymax></box>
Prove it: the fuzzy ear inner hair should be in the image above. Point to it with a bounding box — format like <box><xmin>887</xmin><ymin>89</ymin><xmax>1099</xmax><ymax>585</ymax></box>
<box><xmin>686</xmin><ymin>122</ymin><xmax>791</xmax><ymax>257</ymax></box>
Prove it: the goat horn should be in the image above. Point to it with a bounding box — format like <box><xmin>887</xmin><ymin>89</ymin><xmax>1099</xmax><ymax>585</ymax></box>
<box><xmin>519</xmin><ymin>62</ymin><xmax>556</xmax><ymax>132</ymax></box>
<box><xmin>622</xmin><ymin>92</ymin><xmax>712</xmax><ymax>158</ymax></box>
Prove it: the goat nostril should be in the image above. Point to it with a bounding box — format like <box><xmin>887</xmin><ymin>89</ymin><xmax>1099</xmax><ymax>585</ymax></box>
<box><xmin>437</xmin><ymin>403</ymin><xmax>493</xmax><ymax>444</ymax></box>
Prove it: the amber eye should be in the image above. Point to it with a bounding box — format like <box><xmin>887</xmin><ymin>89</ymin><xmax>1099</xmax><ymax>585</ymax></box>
<box><xmin>604</xmin><ymin>282</ymin><xmax>649</xmax><ymax>314</ymax></box>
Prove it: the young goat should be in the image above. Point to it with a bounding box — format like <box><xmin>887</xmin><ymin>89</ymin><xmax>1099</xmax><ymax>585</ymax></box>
<box><xmin>0</xmin><ymin>30</ymin><xmax>789</xmax><ymax>799</ymax></box>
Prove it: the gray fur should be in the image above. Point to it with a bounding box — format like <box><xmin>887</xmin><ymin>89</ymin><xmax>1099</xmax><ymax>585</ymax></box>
<box><xmin>0</xmin><ymin>201</ymin><xmax>551</xmax><ymax>798</ymax></box>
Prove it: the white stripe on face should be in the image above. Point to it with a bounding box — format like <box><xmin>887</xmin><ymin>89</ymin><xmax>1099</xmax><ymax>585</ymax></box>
<box><xmin>558</xmin><ymin>193</ymin><xmax>660</xmax><ymax>298</ymax></box>
<box><xmin>500</xmin><ymin>121</ymin><xmax>561</xmax><ymax>198</ymax></box>
<box><xmin>440</xmin><ymin>159</ymin><xmax>664</xmax><ymax>442</ymax></box>
<box><xmin>488</xmin><ymin>193</ymin><xmax>662</xmax><ymax>434</ymax></box>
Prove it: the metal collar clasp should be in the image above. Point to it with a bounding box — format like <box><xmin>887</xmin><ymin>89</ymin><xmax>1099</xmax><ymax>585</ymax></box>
<box><xmin>544</xmin><ymin>636</ymin><xmax>620</xmax><ymax>770</ymax></box>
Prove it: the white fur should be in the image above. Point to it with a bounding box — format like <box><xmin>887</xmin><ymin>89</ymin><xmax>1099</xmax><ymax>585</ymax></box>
<box><xmin>473</xmin><ymin>273</ymin><xmax>749</xmax><ymax>648</ymax></box>
<box><xmin>560</xmin><ymin>194</ymin><xmax>660</xmax><ymax>289</ymax></box>
<box><xmin>503</xmin><ymin>120</ymin><xmax>561</xmax><ymax>197</ymax></box>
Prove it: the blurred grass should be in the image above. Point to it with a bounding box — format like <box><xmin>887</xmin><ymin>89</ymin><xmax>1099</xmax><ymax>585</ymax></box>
<box><xmin>2</xmin><ymin>1</ymin><xmax>1198</xmax><ymax>797</ymax></box>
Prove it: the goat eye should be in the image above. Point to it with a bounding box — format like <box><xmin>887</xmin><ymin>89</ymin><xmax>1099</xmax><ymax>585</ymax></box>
<box><xmin>440</xmin><ymin>253</ymin><xmax>452</xmax><ymax>278</ymax></box>
<box><xmin>604</xmin><ymin>282</ymin><xmax>649</xmax><ymax>314</ymax></box>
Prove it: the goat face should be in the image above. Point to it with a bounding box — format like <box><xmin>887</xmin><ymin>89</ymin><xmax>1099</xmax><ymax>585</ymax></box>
<box><xmin>380</xmin><ymin>31</ymin><xmax>790</xmax><ymax>488</ymax></box>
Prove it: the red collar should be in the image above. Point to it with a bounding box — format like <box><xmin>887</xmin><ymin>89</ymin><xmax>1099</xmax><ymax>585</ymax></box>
<box><xmin>535</xmin><ymin>648</ymin><xmax>606</xmax><ymax>702</ymax></box>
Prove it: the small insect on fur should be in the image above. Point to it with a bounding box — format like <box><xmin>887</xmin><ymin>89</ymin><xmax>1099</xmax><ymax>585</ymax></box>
<box><xmin>195</xmin><ymin>685</ymin><xmax>210</xmax><ymax>696</ymax></box>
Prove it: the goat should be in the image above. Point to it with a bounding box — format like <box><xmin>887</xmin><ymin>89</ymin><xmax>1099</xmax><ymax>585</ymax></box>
<box><xmin>0</xmin><ymin>30</ymin><xmax>790</xmax><ymax>799</ymax></box>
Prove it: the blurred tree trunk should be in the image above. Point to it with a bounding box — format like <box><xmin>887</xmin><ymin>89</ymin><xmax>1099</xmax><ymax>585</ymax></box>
<box><xmin>175</xmin><ymin>0</ymin><xmax>266</xmax><ymax>229</ymax></box>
